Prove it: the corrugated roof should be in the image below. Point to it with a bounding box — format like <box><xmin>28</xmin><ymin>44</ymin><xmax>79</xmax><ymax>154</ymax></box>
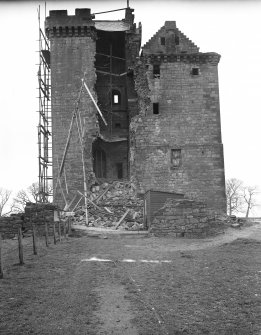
<box><xmin>94</xmin><ymin>21</ymin><xmax>130</xmax><ymax>32</ymax></box>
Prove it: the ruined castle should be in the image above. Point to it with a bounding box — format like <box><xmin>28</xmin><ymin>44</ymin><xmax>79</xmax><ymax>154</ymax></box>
<box><xmin>44</xmin><ymin>6</ymin><xmax>226</xmax><ymax>212</ymax></box>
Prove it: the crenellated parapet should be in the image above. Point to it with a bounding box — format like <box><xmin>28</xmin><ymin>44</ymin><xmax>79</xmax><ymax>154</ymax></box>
<box><xmin>45</xmin><ymin>8</ymin><xmax>96</xmax><ymax>39</ymax></box>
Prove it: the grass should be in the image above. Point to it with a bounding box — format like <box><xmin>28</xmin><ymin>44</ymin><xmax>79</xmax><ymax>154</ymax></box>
<box><xmin>0</xmin><ymin>229</ymin><xmax>261</xmax><ymax>334</ymax></box>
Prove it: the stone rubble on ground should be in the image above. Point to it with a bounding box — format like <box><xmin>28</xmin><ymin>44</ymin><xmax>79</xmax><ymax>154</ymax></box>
<box><xmin>72</xmin><ymin>181</ymin><xmax>144</xmax><ymax>230</ymax></box>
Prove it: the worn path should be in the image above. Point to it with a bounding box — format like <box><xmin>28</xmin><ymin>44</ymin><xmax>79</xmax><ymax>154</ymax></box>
<box><xmin>1</xmin><ymin>223</ymin><xmax>261</xmax><ymax>334</ymax></box>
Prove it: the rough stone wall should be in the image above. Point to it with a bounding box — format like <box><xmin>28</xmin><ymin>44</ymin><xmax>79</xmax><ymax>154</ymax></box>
<box><xmin>131</xmin><ymin>53</ymin><xmax>226</xmax><ymax>211</ymax></box>
<box><xmin>150</xmin><ymin>198</ymin><xmax>227</xmax><ymax>237</ymax></box>
<box><xmin>49</xmin><ymin>35</ymin><xmax>98</xmax><ymax>207</ymax></box>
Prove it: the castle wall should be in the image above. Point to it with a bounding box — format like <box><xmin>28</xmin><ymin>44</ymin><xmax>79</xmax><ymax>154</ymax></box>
<box><xmin>46</xmin><ymin>10</ymin><xmax>226</xmax><ymax>213</ymax></box>
<box><xmin>48</xmin><ymin>30</ymin><xmax>98</xmax><ymax>207</ymax></box>
<box><xmin>131</xmin><ymin>54</ymin><xmax>226</xmax><ymax>211</ymax></box>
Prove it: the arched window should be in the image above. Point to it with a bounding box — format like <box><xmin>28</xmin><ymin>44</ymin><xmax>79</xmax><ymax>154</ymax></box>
<box><xmin>112</xmin><ymin>89</ymin><xmax>121</xmax><ymax>105</ymax></box>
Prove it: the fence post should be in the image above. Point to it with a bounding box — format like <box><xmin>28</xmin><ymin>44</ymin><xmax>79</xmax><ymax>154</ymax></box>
<box><xmin>64</xmin><ymin>220</ymin><xmax>67</xmax><ymax>239</ymax></box>
<box><xmin>18</xmin><ymin>227</ymin><xmax>24</xmax><ymax>265</ymax></box>
<box><xmin>32</xmin><ymin>223</ymin><xmax>37</xmax><ymax>255</ymax></box>
<box><xmin>68</xmin><ymin>217</ymin><xmax>72</xmax><ymax>235</ymax></box>
<box><xmin>53</xmin><ymin>222</ymin><xmax>57</xmax><ymax>245</ymax></box>
<box><xmin>58</xmin><ymin>221</ymin><xmax>62</xmax><ymax>242</ymax></box>
<box><xmin>0</xmin><ymin>233</ymin><xmax>3</xmax><ymax>279</ymax></box>
<box><xmin>45</xmin><ymin>222</ymin><xmax>49</xmax><ymax>247</ymax></box>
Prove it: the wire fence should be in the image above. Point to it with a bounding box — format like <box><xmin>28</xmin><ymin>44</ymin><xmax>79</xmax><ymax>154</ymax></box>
<box><xmin>0</xmin><ymin>210</ymin><xmax>72</xmax><ymax>279</ymax></box>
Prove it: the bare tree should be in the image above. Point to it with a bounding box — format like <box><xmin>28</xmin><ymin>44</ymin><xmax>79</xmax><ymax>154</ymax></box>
<box><xmin>243</xmin><ymin>186</ymin><xmax>259</xmax><ymax>218</ymax></box>
<box><xmin>12</xmin><ymin>182</ymin><xmax>53</xmax><ymax>213</ymax></box>
<box><xmin>12</xmin><ymin>182</ymin><xmax>39</xmax><ymax>213</ymax></box>
<box><xmin>226</xmin><ymin>178</ymin><xmax>244</xmax><ymax>216</ymax></box>
<box><xmin>0</xmin><ymin>188</ymin><xmax>12</xmax><ymax>217</ymax></box>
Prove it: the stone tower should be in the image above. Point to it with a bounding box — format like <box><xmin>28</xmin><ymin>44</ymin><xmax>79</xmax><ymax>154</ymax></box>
<box><xmin>45</xmin><ymin>7</ymin><xmax>141</xmax><ymax>207</ymax></box>
<box><xmin>45</xmin><ymin>8</ymin><xmax>226</xmax><ymax>212</ymax></box>
<box><xmin>131</xmin><ymin>21</ymin><xmax>226</xmax><ymax>211</ymax></box>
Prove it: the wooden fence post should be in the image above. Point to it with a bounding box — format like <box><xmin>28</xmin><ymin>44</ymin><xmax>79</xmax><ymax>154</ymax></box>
<box><xmin>0</xmin><ymin>233</ymin><xmax>3</xmax><ymax>279</ymax></box>
<box><xmin>45</xmin><ymin>222</ymin><xmax>49</xmax><ymax>247</ymax></box>
<box><xmin>64</xmin><ymin>220</ymin><xmax>67</xmax><ymax>239</ymax></box>
<box><xmin>53</xmin><ymin>222</ymin><xmax>57</xmax><ymax>245</ymax></box>
<box><xmin>18</xmin><ymin>227</ymin><xmax>24</xmax><ymax>265</ymax></box>
<box><xmin>58</xmin><ymin>221</ymin><xmax>62</xmax><ymax>242</ymax></box>
<box><xmin>68</xmin><ymin>217</ymin><xmax>72</xmax><ymax>235</ymax></box>
<box><xmin>32</xmin><ymin>223</ymin><xmax>37</xmax><ymax>255</ymax></box>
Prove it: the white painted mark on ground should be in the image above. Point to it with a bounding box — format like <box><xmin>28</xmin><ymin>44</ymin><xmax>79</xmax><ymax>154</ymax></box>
<box><xmin>81</xmin><ymin>257</ymin><xmax>172</xmax><ymax>264</ymax></box>
<box><xmin>81</xmin><ymin>257</ymin><xmax>112</xmax><ymax>262</ymax></box>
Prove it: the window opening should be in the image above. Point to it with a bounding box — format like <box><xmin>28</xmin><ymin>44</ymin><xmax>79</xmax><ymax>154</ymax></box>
<box><xmin>175</xmin><ymin>35</ymin><xmax>180</xmax><ymax>45</ymax></box>
<box><xmin>160</xmin><ymin>37</ymin><xmax>165</xmax><ymax>45</ymax></box>
<box><xmin>153</xmin><ymin>103</ymin><xmax>159</xmax><ymax>115</ymax></box>
<box><xmin>112</xmin><ymin>90</ymin><xmax>121</xmax><ymax>105</ymax></box>
<box><xmin>116</xmin><ymin>163</ymin><xmax>123</xmax><ymax>179</ymax></box>
<box><xmin>153</xmin><ymin>64</ymin><xmax>160</xmax><ymax>78</ymax></box>
<box><xmin>191</xmin><ymin>67</ymin><xmax>199</xmax><ymax>76</ymax></box>
<box><xmin>115</xmin><ymin>123</ymin><xmax>121</xmax><ymax>128</ymax></box>
<box><xmin>171</xmin><ymin>149</ymin><xmax>181</xmax><ymax>168</ymax></box>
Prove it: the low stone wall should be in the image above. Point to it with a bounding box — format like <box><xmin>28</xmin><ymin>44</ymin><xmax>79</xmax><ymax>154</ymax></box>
<box><xmin>0</xmin><ymin>203</ymin><xmax>57</xmax><ymax>239</ymax></box>
<box><xmin>0</xmin><ymin>214</ymin><xmax>25</xmax><ymax>239</ymax></box>
<box><xmin>150</xmin><ymin>198</ymin><xmax>227</xmax><ymax>238</ymax></box>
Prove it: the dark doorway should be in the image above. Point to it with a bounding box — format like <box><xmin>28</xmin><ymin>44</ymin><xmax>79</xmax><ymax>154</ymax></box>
<box><xmin>93</xmin><ymin>149</ymin><xmax>106</xmax><ymax>178</ymax></box>
<box><xmin>116</xmin><ymin>163</ymin><xmax>123</xmax><ymax>179</ymax></box>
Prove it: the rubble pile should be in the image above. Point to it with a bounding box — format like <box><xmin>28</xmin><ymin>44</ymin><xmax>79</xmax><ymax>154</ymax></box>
<box><xmin>73</xmin><ymin>181</ymin><xmax>144</xmax><ymax>230</ymax></box>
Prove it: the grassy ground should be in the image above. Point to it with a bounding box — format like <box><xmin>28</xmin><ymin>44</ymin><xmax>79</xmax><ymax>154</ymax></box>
<box><xmin>1</xmin><ymin>225</ymin><xmax>261</xmax><ymax>334</ymax></box>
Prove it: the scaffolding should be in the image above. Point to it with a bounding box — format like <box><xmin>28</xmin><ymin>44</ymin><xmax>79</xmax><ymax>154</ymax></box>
<box><xmin>37</xmin><ymin>6</ymin><xmax>52</xmax><ymax>202</ymax></box>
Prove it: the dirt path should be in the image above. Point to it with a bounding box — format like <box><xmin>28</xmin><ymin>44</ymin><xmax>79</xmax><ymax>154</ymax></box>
<box><xmin>1</xmin><ymin>223</ymin><xmax>261</xmax><ymax>334</ymax></box>
<box><xmin>93</xmin><ymin>284</ymin><xmax>138</xmax><ymax>334</ymax></box>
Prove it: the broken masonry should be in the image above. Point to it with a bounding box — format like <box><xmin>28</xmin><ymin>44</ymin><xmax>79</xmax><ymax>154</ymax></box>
<box><xmin>44</xmin><ymin>6</ymin><xmax>226</xmax><ymax>231</ymax></box>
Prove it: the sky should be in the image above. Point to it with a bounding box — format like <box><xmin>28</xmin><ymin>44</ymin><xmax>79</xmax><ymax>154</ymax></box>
<box><xmin>0</xmin><ymin>0</ymin><xmax>260</xmax><ymax>215</ymax></box>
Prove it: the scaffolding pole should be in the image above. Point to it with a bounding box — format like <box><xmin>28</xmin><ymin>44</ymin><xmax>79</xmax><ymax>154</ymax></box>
<box><xmin>37</xmin><ymin>5</ymin><xmax>52</xmax><ymax>203</ymax></box>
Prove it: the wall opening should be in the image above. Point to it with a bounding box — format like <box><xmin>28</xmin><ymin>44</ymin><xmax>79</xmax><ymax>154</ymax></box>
<box><xmin>112</xmin><ymin>89</ymin><xmax>121</xmax><ymax>105</ymax></box>
<box><xmin>92</xmin><ymin>138</ymin><xmax>128</xmax><ymax>180</ymax></box>
<box><xmin>116</xmin><ymin>163</ymin><xmax>123</xmax><ymax>179</ymax></box>
<box><xmin>160</xmin><ymin>37</ymin><xmax>165</xmax><ymax>45</ymax></box>
<box><xmin>153</xmin><ymin>103</ymin><xmax>159</xmax><ymax>114</ymax></box>
<box><xmin>93</xmin><ymin>148</ymin><xmax>107</xmax><ymax>178</ymax></box>
<box><xmin>191</xmin><ymin>67</ymin><xmax>199</xmax><ymax>76</ymax></box>
<box><xmin>153</xmin><ymin>64</ymin><xmax>160</xmax><ymax>78</ymax></box>
<box><xmin>171</xmin><ymin>149</ymin><xmax>182</xmax><ymax>168</ymax></box>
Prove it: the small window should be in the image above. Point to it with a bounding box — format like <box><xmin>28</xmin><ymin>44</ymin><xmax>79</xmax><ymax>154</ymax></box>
<box><xmin>160</xmin><ymin>37</ymin><xmax>165</xmax><ymax>45</ymax></box>
<box><xmin>115</xmin><ymin>123</ymin><xmax>121</xmax><ymax>128</ymax></box>
<box><xmin>191</xmin><ymin>67</ymin><xmax>199</xmax><ymax>76</ymax></box>
<box><xmin>175</xmin><ymin>35</ymin><xmax>180</xmax><ymax>45</ymax></box>
<box><xmin>153</xmin><ymin>103</ymin><xmax>159</xmax><ymax>115</ymax></box>
<box><xmin>153</xmin><ymin>64</ymin><xmax>160</xmax><ymax>78</ymax></box>
<box><xmin>171</xmin><ymin>149</ymin><xmax>181</xmax><ymax>168</ymax></box>
<box><xmin>113</xmin><ymin>95</ymin><xmax>119</xmax><ymax>104</ymax></box>
<box><xmin>116</xmin><ymin>163</ymin><xmax>123</xmax><ymax>179</ymax></box>
<box><xmin>112</xmin><ymin>90</ymin><xmax>121</xmax><ymax>105</ymax></box>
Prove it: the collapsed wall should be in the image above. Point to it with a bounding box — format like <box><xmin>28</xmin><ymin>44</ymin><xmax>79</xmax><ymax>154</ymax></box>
<box><xmin>45</xmin><ymin>8</ymin><xmax>141</xmax><ymax>209</ymax></box>
<box><xmin>45</xmin><ymin>7</ymin><xmax>226</xmax><ymax>222</ymax></box>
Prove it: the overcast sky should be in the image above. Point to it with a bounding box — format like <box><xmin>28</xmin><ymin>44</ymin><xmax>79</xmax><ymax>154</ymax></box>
<box><xmin>0</xmin><ymin>0</ymin><xmax>260</xmax><ymax>215</ymax></box>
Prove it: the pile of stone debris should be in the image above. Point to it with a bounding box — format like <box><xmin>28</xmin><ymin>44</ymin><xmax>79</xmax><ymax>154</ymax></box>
<box><xmin>72</xmin><ymin>181</ymin><xmax>144</xmax><ymax>230</ymax></box>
